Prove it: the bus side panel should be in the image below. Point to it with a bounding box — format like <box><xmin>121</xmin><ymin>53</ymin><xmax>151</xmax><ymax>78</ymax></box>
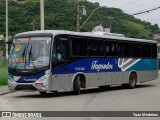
<box><xmin>87</xmin><ymin>72</ymin><xmax>99</xmax><ymax>87</ymax></box>
<box><xmin>111</xmin><ymin>72</ymin><xmax>123</xmax><ymax>85</ymax></box>
<box><xmin>52</xmin><ymin>74</ymin><xmax>74</xmax><ymax>91</ymax></box>
<box><xmin>122</xmin><ymin>71</ymin><xmax>131</xmax><ymax>84</ymax></box>
<box><xmin>136</xmin><ymin>71</ymin><xmax>158</xmax><ymax>83</ymax></box>
<box><xmin>99</xmin><ymin>72</ymin><xmax>112</xmax><ymax>86</ymax></box>
<box><xmin>126</xmin><ymin>58</ymin><xmax>158</xmax><ymax>83</ymax></box>
<box><xmin>50</xmin><ymin>58</ymin><xmax>158</xmax><ymax>91</ymax></box>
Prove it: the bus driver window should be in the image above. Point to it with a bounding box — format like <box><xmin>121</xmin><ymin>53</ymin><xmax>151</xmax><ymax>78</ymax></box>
<box><xmin>52</xmin><ymin>38</ymin><xmax>68</xmax><ymax>63</ymax></box>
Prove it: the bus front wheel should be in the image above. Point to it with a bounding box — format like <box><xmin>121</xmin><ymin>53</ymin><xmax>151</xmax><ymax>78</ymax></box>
<box><xmin>73</xmin><ymin>76</ymin><xmax>81</xmax><ymax>95</ymax></box>
<box><xmin>128</xmin><ymin>73</ymin><xmax>137</xmax><ymax>89</ymax></box>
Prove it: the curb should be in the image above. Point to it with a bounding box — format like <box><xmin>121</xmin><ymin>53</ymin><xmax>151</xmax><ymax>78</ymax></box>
<box><xmin>0</xmin><ymin>91</ymin><xmax>14</xmax><ymax>96</ymax></box>
<box><xmin>0</xmin><ymin>86</ymin><xmax>14</xmax><ymax>96</ymax></box>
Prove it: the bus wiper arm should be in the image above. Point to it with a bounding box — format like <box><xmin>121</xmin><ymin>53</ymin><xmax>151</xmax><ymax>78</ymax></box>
<box><xmin>28</xmin><ymin>45</ymin><xmax>32</xmax><ymax>62</ymax></box>
<box><xmin>22</xmin><ymin>46</ymin><xmax>26</xmax><ymax>58</ymax></box>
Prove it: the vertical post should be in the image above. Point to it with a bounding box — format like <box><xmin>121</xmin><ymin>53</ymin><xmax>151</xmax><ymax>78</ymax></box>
<box><xmin>40</xmin><ymin>0</ymin><xmax>44</xmax><ymax>30</ymax></box>
<box><xmin>109</xmin><ymin>18</ymin><xmax>111</xmax><ymax>32</ymax></box>
<box><xmin>32</xmin><ymin>20</ymin><xmax>35</xmax><ymax>31</ymax></box>
<box><xmin>6</xmin><ymin>0</ymin><xmax>8</xmax><ymax>58</ymax></box>
<box><xmin>76</xmin><ymin>0</ymin><xmax>80</xmax><ymax>32</ymax></box>
<box><xmin>108</xmin><ymin>17</ymin><xmax>113</xmax><ymax>32</ymax></box>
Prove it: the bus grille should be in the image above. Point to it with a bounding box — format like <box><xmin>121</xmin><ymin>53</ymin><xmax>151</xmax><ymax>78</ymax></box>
<box><xmin>15</xmin><ymin>85</ymin><xmax>37</xmax><ymax>90</ymax></box>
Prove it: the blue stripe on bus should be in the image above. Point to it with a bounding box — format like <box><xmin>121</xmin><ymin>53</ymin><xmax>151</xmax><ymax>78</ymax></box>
<box><xmin>127</xmin><ymin>59</ymin><xmax>157</xmax><ymax>71</ymax></box>
<box><xmin>8</xmin><ymin>72</ymin><xmax>45</xmax><ymax>83</ymax></box>
<box><xmin>52</xmin><ymin>58</ymin><xmax>157</xmax><ymax>74</ymax></box>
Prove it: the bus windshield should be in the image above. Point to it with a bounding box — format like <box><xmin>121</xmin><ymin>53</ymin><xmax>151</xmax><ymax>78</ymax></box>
<box><xmin>9</xmin><ymin>37</ymin><xmax>51</xmax><ymax>70</ymax></box>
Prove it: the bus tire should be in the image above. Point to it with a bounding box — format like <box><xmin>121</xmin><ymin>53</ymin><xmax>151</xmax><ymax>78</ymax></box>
<box><xmin>73</xmin><ymin>76</ymin><xmax>81</xmax><ymax>95</ymax></box>
<box><xmin>39</xmin><ymin>91</ymin><xmax>47</xmax><ymax>95</ymax></box>
<box><xmin>128</xmin><ymin>73</ymin><xmax>137</xmax><ymax>89</ymax></box>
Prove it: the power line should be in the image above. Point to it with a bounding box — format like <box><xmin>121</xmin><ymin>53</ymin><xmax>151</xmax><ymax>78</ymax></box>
<box><xmin>125</xmin><ymin>0</ymin><xmax>155</xmax><ymax>11</ymax></box>
<box><xmin>131</xmin><ymin>5</ymin><xmax>160</xmax><ymax>16</ymax></box>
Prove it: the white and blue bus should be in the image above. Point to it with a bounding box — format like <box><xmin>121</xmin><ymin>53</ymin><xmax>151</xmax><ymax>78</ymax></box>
<box><xmin>8</xmin><ymin>30</ymin><xmax>158</xmax><ymax>95</ymax></box>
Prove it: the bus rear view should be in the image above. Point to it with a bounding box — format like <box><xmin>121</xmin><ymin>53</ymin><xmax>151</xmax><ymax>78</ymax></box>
<box><xmin>8</xmin><ymin>32</ymin><xmax>52</xmax><ymax>94</ymax></box>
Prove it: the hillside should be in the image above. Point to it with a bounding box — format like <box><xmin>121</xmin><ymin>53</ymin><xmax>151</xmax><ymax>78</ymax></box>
<box><xmin>0</xmin><ymin>0</ymin><xmax>159</xmax><ymax>39</ymax></box>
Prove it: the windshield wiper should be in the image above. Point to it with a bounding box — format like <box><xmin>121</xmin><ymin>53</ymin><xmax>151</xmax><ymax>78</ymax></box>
<box><xmin>28</xmin><ymin>45</ymin><xmax>32</xmax><ymax>62</ymax></box>
<box><xmin>28</xmin><ymin>45</ymin><xmax>39</xmax><ymax>71</ymax></box>
<box><xmin>22</xmin><ymin>46</ymin><xmax>26</xmax><ymax>58</ymax></box>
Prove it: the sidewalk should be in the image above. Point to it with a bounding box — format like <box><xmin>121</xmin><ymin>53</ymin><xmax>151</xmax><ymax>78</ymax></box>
<box><xmin>0</xmin><ymin>85</ymin><xmax>12</xmax><ymax>95</ymax></box>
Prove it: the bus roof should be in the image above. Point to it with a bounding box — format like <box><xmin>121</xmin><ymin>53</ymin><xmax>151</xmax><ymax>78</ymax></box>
<box><xmin>15</xmin><ymin>30</ymin><xmax>157</xmax><ymax>44</ymax></box>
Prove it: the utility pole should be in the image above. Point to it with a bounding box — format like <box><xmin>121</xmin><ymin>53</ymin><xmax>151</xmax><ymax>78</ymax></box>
<box><xmin>40</xmin><ymin>0</ymin><xmax>44</xmax><ymax>30</ymax></box>
<box><xmin>76</xmin><ymin>0</ymin><xmax>80</xmax><ymax>32</ymax></box>
<box><xmin>6</xmin><ymin>0</ymin><xmax>8</xmax><ymax>58</ymax></box>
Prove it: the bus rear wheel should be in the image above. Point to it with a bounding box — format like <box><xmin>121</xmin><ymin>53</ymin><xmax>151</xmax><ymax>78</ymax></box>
<box><xmin>73</xmin><ymin>76</ymin><xmax>81</xmax><ymax>95</ymax></box>
<box><xmin>128</xmin><ymin>73</ymin><xmax>137</xmax><ymax>89</ymax></box>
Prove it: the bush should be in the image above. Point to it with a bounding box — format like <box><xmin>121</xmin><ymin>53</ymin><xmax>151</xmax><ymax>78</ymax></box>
<box><xmin>0</xmin><ymin>58</ymin><xmax>7</xmax><ymax>85</ymax></box>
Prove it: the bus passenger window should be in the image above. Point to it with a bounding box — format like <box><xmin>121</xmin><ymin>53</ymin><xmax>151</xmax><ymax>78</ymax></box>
<box><xmin>105</xmin><ymin>41</ymin><xmax>118</xmax><ymax>57</ymax></box>
<box><xmin>143</xmin><ymin>44</ymin><xmax>152</xmax><ymax>58</ymax></box>
<box><xmin>152</xmin><ymin>44</ymin><xmax>157</xmax><ymax>58</ymax></box>
<box><xmin>52</xmin><ymin>38</ymin><xmax>68</xmax><ymax>62</ymax></box>
<box><xmin>132</xmin><ymin>43</ymin><xmax>142</xmax><ymax>58</ymax></box>
<box><xmin>70</xmin><ymin>37</ymin><xmax>87</xmax><ymax>56</ymax></box>
<box><xmin>119</xmin><ymin>42</ymin><xmax>131</xmax><ymax>57</ymax></box>
<box><xmin>88</xmin><ymin>39</ymin><xmax>104</xmax><ymax>57</ymax></box>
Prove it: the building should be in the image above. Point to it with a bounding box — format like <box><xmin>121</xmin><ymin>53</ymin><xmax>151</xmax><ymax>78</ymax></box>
<box><xmin>92</xmin><ymin>25</ymin><xmax>111</xmax><ymax>33</ymax></box>
<box><xmin>153</xmin><ymin>34</ymin><xmax>160</xmax><ymax>40</ymax></box>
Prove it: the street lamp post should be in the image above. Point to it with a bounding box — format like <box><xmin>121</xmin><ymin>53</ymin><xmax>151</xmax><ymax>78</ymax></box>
<box><xmin>80</xmin><ymin>7</ymin><xmax>101</xmax><ymax>30</ymax></box>
<box><xmin>40</xmin><ymin>0</ymin><xmax>44</xmax><ymax>30</ymax></box>
<box><xmin>6</xmin><ymin>0</ymin><xmax>8</xmax><ymax>58</ymax></box>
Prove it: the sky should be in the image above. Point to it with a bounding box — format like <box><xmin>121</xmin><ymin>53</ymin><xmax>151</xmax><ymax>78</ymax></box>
<box><xmin>88</xmin><ymin>0</ymin><xmax>160</xmax><ymax>26</ymax></box>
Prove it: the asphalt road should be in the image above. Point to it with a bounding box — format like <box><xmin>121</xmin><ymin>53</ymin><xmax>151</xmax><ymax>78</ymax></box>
<box><xmin>1</xmin><ymin>76</ymin><xmax>160</xmax><ymax>120</ymax></box>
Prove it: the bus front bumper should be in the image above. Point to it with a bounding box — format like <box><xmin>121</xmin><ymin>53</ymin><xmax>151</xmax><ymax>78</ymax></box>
<box><xmin>8</xmin><ymin>80</ymin><xmax>48</xmax><ymax>92</ymax></box>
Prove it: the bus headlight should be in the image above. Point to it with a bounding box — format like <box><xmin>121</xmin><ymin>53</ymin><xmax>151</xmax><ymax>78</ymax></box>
<box><xmin>8</xmin><ymin>76</ymin><xmax>14</xmax><ymax>82</ymax></box>
<box><xmin>37</xmin><ymin>75</ymin><xmax>48</xmax><ymax>82</ymax></box>
<box><xmin>14</xmin><ymin>76</ymin><xmax>21</xmax><ymax>82</ymax></box>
